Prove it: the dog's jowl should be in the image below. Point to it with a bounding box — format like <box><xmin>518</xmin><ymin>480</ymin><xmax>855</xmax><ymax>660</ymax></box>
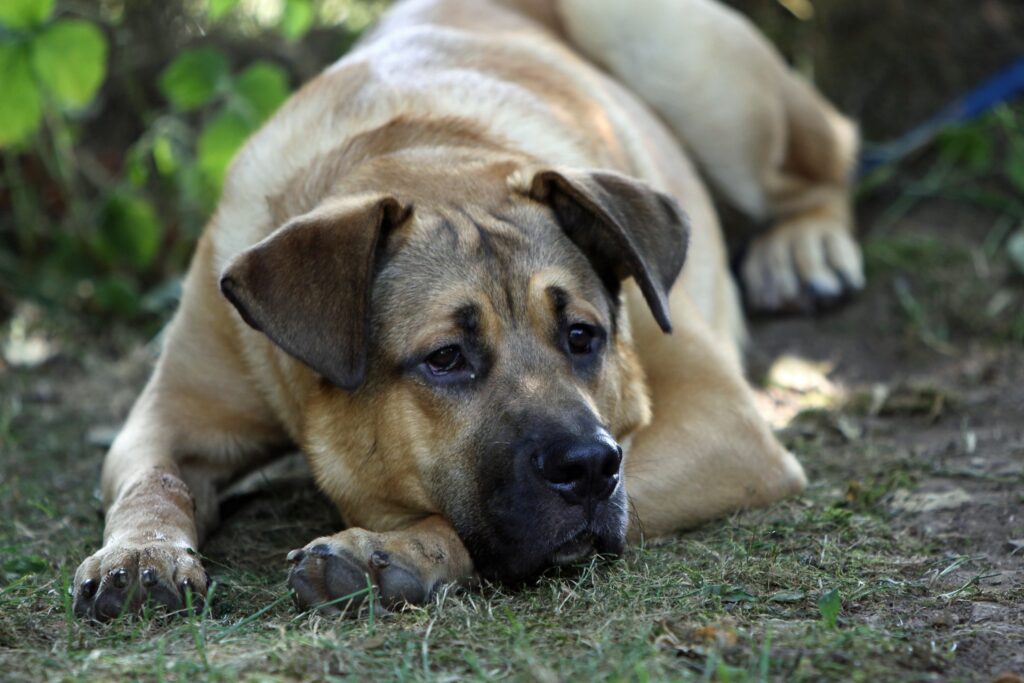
<box><xmin>73</xmin><ymin>0</ymin><xmax>857</xmax><ymax>620</ymax></box>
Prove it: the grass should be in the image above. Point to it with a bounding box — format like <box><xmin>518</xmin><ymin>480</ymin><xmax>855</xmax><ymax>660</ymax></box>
<box><xmin>0</xmin><ymin>364</ymin><xmax>972</xmax><ymax>682</ymax></box>
<box><xmin>0</xmin><ymin>505</ymin><xmax>945</xmax><ymax>682</ymax></box>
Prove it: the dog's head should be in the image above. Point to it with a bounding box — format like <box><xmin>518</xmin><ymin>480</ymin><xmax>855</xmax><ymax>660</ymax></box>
<box><xmin>220</xmin><ymin>165</ymin><xmax>689</xmax><ymax>581</ymax></box>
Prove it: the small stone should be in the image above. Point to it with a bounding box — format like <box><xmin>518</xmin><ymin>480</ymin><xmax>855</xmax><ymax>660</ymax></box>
<box><xmin>971</xmin><ymin>602</ymin><xmax>1007</xmax><ymax>623</ymax></box>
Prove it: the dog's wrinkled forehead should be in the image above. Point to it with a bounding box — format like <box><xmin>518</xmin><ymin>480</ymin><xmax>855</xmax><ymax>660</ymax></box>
<box><xmin>371</xmin><ymin>202</ymin><xmax>613</xmax><ymax>350</ymax></box>
<box><xmin>220</xmin><ymin>168</ymin><xmax>685</xmax><ymax>390</ymax></box>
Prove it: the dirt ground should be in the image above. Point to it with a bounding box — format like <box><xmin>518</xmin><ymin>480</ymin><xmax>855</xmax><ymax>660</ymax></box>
<box><xmin>752</xmin><ymin>224</ymin><xmax>1024</xmax><ymax>678</ymax></box>
<box><xmin>749</xmin><ymin>197</ymin><xmax>1024</xmax><ymax>680</ymax></box>
<box><xmin>1</xmin><ymin>195</ymin><xmax>1022</xmax><ymax>681</ymax></box>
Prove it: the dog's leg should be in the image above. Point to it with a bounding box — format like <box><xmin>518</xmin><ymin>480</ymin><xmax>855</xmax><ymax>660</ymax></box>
<box><xmin>286</xmin><ymin>515</ymin><xmax>475</xmax><ymax>614</ymax></box>
<box><xmin>73</xmin><ymin>238</ymin><xmax>286</xmax><ymax>621</ymax></box>
<box><xmin>621</xmin><ymin>287</ymin><xmax>806</xmax><ymax>537</ymax></box>
<box><xmin>558</xmin><ymin>0</ymin><xmax>863</xmax><ymax>312</ymax></box>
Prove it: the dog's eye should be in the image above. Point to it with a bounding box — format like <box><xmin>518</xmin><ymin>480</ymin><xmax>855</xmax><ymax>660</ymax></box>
<box><xmin>425</xmin><ymin>345</ymin><xmax>466</xmax><ymax>375</ymax></box>
<box><xmin>567</xmin><ymin>324</ymin><xmax>597</xmax><ymax>355</ymax></box>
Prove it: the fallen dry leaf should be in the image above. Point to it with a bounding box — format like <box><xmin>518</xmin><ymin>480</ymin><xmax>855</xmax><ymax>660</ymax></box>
<box><xmin>652</xmin><ymin>617</ymin><xmax>740</xmax><ymax>659</ymax></box>
<box><xmin>888</xmin><ymin>488</ymin><xmax>974</xmax><ymax>513</ymax></box>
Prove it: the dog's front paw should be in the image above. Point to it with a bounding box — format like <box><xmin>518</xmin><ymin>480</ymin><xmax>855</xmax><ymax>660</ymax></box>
<box><xmin>287</xmin><ymin>529</ymin><xmax>440</xmax><ymax>616</ymax></box>
<box><xmin>73</xmin><ymin>542</ymin><xmax>208</xmax><ymax>621</ymax></box>
<box><xmin>741</xmin><ymin>211</ymin><xmax>864</xmax><ymax>314</ymax></box>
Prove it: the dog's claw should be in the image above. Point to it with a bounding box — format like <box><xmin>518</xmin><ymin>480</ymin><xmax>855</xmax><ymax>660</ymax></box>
<box><xmin>288</xmin><ymin>533</ymin><xmax>436</xmax><ymax>616</ymax></box>
<box><xmin>141</xmin><ymin>568</ymin><xmax>158</xmax><ymax>587</ymax></box>
<box><xmin>72</xmin><ymin>543</ymin><xmax>208</xmax><ymax>622</ymax></box>
<box><xmin>112</xmin><ymin>568</ymin><xmax>129</xmax><ymax>588</ymax></box>
<box><xmin>741</xmin><ymin>214</ymin><xmax>864</xmax><ymax>315</ymax></box>
<box><xmin>369</xmin><ymin>550</ymin><xmax>390</xmax><ymax>569</ymax></box>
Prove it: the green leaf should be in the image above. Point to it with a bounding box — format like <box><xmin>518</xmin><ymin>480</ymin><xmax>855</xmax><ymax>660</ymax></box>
<box><xmin>1006</xmin><ymin>137</ymin><xmax>1024</xmax><ymax>194</ymax></box>
<box><xmin>123</xmin><ymin>142</ymin><xmax>150</xmax><ymax>188</ymax></box>
<box><xmin>197</xmin><ymin>109</ymin><xmax>254</xmax><ymax>187</ymax></box>
<box><xmin>152</xmin><ymin>134</ymin><xmax>179</xmax><ymax>176</ymax></box>
<box><xmin>159</xmin><ymin>48</ymin><xmax>229</xmax><ymax>111</ymax></box>
<box><xmin>936</xmin><ymin>125</ymin><xmax>992</xmax><ymax>173</ymax></box>
<box><xmin>279</xmin><ymin>0</ymin><xmax>314</xmax><ymax>41</ymax></box>
<box><xmin>208</xmin><ymin>0</ymin><xmax>240</xmax><ymax>22</ymax></box>
<box><xmin>721</xmin><ymin>588</ymin><xmax>758</xmax><ymax>603</ymax></box>
<box><xmin>0</xmin><ymin>0</ymin><xmax>55</xmax><ymax>29</ymax></box>
<box><xmin>703</xmin><ymin>584</ymin><xmax>758</xmax><ymax>603</ymax></box>
<box><xmin>92</xmin><ymin>274</ymin><xmax>141</xmax><ymax>317</ymax></box>
<box><xmin>1007</xmin><ymin>230</ymin><xmax>1024</xmax><ymax>277</ymax></box>
<box><xmin>234</xmin><ymin>61</ymin><xmax>289</xmax><ymax>123</ymax></box>
<box><xmin>767</xmin><ymin>590</ymin><xmax>805</xmax><ymax>603</ymax></box>
<box><xmin>96</xmin><ymin>193</ymin><xmax>163</xmax><ymax>270</ymax></box>
<box><xmin>817</xmin><ymin>588</ymin><xmax>841</xmax><ymax>628</ymax></box>
<box><xmin>0</xmin><ymin>43</ymin><xmax>42</xmax><ymax>146</ymax></box>
<box><xmin>178</xmin><ymin>163</ymin><xmax>219</xmax><ymax>213</ymax></box>
<box><xmin>30</xmin><ymin>19</ymin><xmax>108</xmax><ymax>109</ymax></box>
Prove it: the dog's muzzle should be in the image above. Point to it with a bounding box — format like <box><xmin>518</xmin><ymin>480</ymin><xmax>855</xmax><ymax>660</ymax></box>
<box><xmin>453</xmin><ymin>411</ymin><xmax>629</xmax><ymax>582</ymax></box>
<box><xmin>531</xmin><ymin>430</ymin><xmax>623</xmax><ymax>507</ymax></box>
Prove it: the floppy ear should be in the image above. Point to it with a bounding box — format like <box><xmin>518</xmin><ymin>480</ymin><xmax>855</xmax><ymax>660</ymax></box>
<box><xmin>219</xmin><ymin>196</ymin><xmax>410</xmax><ymax>390</ymax></box>
<box><xmin>530</xmin><ymin>168</ymin><xmax>689</xmax><ymax>333</ymax></box>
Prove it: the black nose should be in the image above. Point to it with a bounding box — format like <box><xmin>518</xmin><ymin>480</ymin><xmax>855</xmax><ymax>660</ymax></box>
<box><xmin>533</xmin><ymin>433</ymin><xmax>623</xmax><ymax>504</ymax></box>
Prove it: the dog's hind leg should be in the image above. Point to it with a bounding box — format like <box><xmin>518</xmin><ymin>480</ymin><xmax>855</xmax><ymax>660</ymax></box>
<box><xmin>558</xmin><ymin>0</ymin><xmax>863</xmax><ymax>312</ymax></box>
<box><xmin>72</xmin><ymin>236</ymin><xmax>288</xmax><ymax>621</ymax></box>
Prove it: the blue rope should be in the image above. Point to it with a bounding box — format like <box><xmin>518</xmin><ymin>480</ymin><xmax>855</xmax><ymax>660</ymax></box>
<box><xmin>857</xmin><ymin>57</ymin><xmax>1024</xmax><ymax>177</ymax></box>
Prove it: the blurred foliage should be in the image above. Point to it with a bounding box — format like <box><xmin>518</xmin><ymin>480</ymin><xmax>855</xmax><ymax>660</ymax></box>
<box><xmin>0</xmin><ymin>0</ymin><xmax>107</xmax><ymax>145</ymax></box>
<box><xmin>934</xmin><ymin>105</ymin><xmax>1024</xmax><ymax>212</ymax></box>
<box><xmin>0</xmin><ymin>0</ymin><xmax>388</xmax><ymax>326</ymax></box>
<box><xmin>857</xmin><ymin>103</ymin><xmax>1024</xmax><ymax>344</ymax></box>
<box><xmin>934</xmin><ymin>106</ymin><xmax>1023</xmax><ymax>222</ymax></box>
<box><xmin>935</xmin><ymin>107</ymin><xmax>1024</xmax><ymax>313</ymax></box>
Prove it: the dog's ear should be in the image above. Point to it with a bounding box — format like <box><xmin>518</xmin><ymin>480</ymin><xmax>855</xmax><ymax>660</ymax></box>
<box><xmin>529</xmin><ymin>168</ymin><xmax>689</xmax><ymax>333</ymax></box>
<box><xmin>219</xmin><ymin>196</ymin><xmax>410</xmax><ymax>390</ymax></box>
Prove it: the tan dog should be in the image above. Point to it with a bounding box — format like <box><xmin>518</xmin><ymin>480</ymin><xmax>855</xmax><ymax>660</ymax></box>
<box><xmin>73</xmin><ymin>0</ymin><xmax>861</xmax><ymax>619</ymax></box>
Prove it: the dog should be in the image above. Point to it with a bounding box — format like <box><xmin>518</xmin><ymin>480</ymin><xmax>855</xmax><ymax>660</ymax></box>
<box><xmin>72</xmin><ymin>0</ymin><xmax>862</xmax><ymax>619</ymax></box>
